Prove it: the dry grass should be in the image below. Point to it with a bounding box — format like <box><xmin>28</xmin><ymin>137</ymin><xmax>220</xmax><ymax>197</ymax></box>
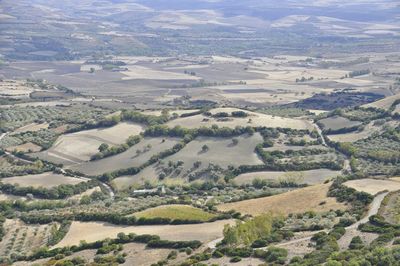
<box><xmin>68</xmin><ymin>137</ymin><xmax>180</xmax><ymax>176</ymax></box>
<box><xmin>167</xmin><ymin>107</ymin><xmax>315</xmax><ymax>130</ymax></box>
<box><xmin>11</xmin><ymin>123</ymin><xmax>49</xmax><ymax>134</ymax></box>
<box><xmin>343</xmin><ymin>178</ymin><xmax>400</xmax><ymax>195</ymax></box>
<box><xmin>6</xmin><ymin>142</ymin><xmax>42</xmax><ymax>153</ymax></box>
<box><xmin>217</xmin><ymin>183</ymin><xmax>347</xmax><ymax>216</ymax></box>
<box><xmin>113</xmin><ymin>133</ymin><xmax>263</xmax><ymax>189</ymax></box>
<box><xmin>1</xmin><ymin>172</ymin><xmax>87</xmax><ymax>188</ymax></box>
<box><xmin>363</xmin><ymin>94</ymin><xmax>400</xmax><ymax>110</ymax></box>
<box><xmin>35</xmin><ymin>122</ymin><xmax>144</xmax><ymax>163</ymax></box>
<box><xmin>54</xmin><ymin>220</ymin><xmax>234</xmax><ymax>248</ymax></box>
<box><xmin>122</xmin><ymin>65</ymin><xmax>200</xmax><ymax>80</ymax></box>
<box><xmin>234</xmin><ymin>169</ymin><xmax>341</xmax><ymax>185</ymax></box>
<box><xmin>327</xmin><ymin>121</ymin><xmax>387</xmax><ymax>142</ymax></box>
<box><xmin>15</xmin><ymin>242</ymin><xmax>172</xmax><ymax>266</ymax></box>
<box><xmin>68</xmin><ymin>186</ymin><xmax>102</xmax><ymax>201</ymax></box>
<box><xmin>133</xmin><ymin>204</ymin><xmax>216</xmax><ymax>221</ymax></box>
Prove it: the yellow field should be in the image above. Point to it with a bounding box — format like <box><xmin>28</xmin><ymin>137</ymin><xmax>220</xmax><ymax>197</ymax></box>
<box><xmin>344</xmin><ymin>178</ymin><xmax>400</xmax><ymax>195</ymax></box>
<box><xmin>217</xmin><ymin>183</ymin><xmax>347</xmax><ymax>216</ymax></box>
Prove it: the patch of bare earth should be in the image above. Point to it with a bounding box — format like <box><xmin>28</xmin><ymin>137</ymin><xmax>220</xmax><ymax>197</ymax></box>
<box><xmin>54</xmin><ymin>220</ymin><xmax>234</xmax><ymax>248</ymax></box>
<box><xmin>343</xmin><ymin>178</ymin><xmax>400</xmax><ymax>195</ymax></box>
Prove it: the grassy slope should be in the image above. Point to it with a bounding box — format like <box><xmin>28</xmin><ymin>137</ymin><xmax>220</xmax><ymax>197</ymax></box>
<box><xmin>133</xmin><ymin>204</ymin><xmax>216</xmax><ymax>221</ymax></box>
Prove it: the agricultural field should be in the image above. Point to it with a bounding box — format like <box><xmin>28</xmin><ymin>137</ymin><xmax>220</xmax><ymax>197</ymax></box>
<box><xmin>54</xmin><ymin>220</ymin><xmax>234</xmax><ymax>248</ymax></box>
<box><xmin>0</xmin><ymin>80</ymin><xmax>35</xmax><ymax>99</ymax></box>
<box><xmin>217</xmin><ymin>183</ymin><xmax>347</xmax><ymax>216</ymax></box>
<box><xmin>363</xmin><ymin>93</ymin><xmax>400</xmax><ymax>111</ymax></box>
<box><xmin>327</xmin><ymin>120</ymin><xmax>396</xmax><ymax>143</ymax></box>
<box><xmin>318</xmin><ymin>116</ymin><xmax>362</xmax><ymax>132</ymax></box>
<box><xmin>0</xmin><ymin>155</ymin><xmax>50</xmax><ymax>178</ymax></box>
<box><xmin>13</xmin><ymin>242</ymin><xmax>173</xmax><ymax>266</ymax></box>
<box><xmin>1</xmin><ymin>1</ymin><xmax>400</xmax><ymax>265</ymax></box>
<box><xmin>1</xmin><ymin>172</ymin><xmax>87</xmax><ymax>188</ymax></box>
<box><xmin>11</xmin><ymin>123</ymin><xmax>49</xmax><ymax>135</ymax></box>
<box><xmin>68</xmin><ymin>137</ymin><xmax>180</xmax><ymax>176</ymax></box>
<box><xmin>132</xmin><ymin>204</ymin><xmax>216</xmax><ymax>221</ymax></box>
<box><xmin>1</xmin><ymin>104</ymin><xmax>113</xmax><ymax>132</ymax></box>
<box><xmin>0</xmin><ymin>219</ymin><xmax>54</xmax><ymax>258</ymax></box>
<box><xmin>234</xmin><ymin>169</ymin><xmax>341</xmax><ymax>186</ymax></box>
<box><xmin>378</xmin><ymin>191</ymin><xmax>400</xmax><ymax>224</ymax></box>
<box><xmin>343</xmin><ymin>178</ymin><xmax>400</xmax><ymax>195</ymax></box>
<box><xmin>5</xmin><ymin>142</ymin><xmax>42</xmax><ymax>153</ymax></box>
<box><xmin>167</xmin><ymin>107</ymin><xmax>315</xmax><ymax>131</ymax></box>
<box><xmin>113</xmin><ymin>133</ymin><xmax>263</xmax><ymax>189</ymax></box>
<box><xmin>32</xmin><ymin>122</ymin><xmax>144</xmax><ymax>165</ymax></box>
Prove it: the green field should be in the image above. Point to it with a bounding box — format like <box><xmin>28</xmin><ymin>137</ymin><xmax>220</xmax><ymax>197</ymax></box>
<box><xmin>133</xmin><ymin>204</ymin><xmax>216</xmax><ymax>221</ymax></box>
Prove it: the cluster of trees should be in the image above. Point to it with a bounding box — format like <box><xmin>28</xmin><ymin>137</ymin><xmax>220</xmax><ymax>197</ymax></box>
<box><xmin>328</xmin><ymin>175</ymin><xmax>373</xmax><ymax>218</ymax></box>
<box><xmin>0</xmin><ymin>215</ymin><xmax>5</xmax><ymax>242</ymax></box>
<box><xmin>6</xmin><ymin>199</ymin><xmax>71</xmax><ymax>212</ymax></box>
<box><xmin>144</xmin><ymin>124</ymin><xmax>255</xmax><ymax>139</ymax></box>
<box><xmin>318</xmin><ymin>122</ymin><xmax>361</xmax><ymax>135</ymax></box>
<box><xmin>290</xmin><ymin>227</ymin><xmax>344</xmax><ymax>265</ymax></box>
<box><xmin>348</xmin><ymin>69</ymin><xmax>370</xmax><ymax>78</ymax></box>
<box><xmin>367</xmin><ymin>150</ymin><xmax>400</xmax><ymax>164</ymax></box>
<box><xmin>234</xmin><ymin>159</ymin><xmax>342</xmax><ymax>178</ymax></box>
<box><xmin>286</xmin><ymin>138</ymin><xmax>319</xmax><ymax>146</ymax></box>
<box><xmin>252</xmin><ymin>145</ymin><xmax>342</xmax><ymax>172</ymax></box>
<box><xmin>296</xmin><ymin>76</ymin><xmax>314</xmax><ymax>82</ymax></box>
<box><xmin>0</xmin><ymin>179</ymin><xmax>99</xmax><ymax>199</ymax></box>
<box><xmin>321</xmin><ymin>246</ymin><xmax>400</xmax><ymax>266</ymax></box>
<box><xmin>206</xmin><ymin>110</ymin><xmax>249</xmax><ymax>118</ymax></box>
<box><xmin>21</xmin><ymin>208</ymin><xmax>232</xmax><ymax>226</ymax></box>
<box><xmin>121</xmin><ymin>110</ymin><xmax>169</xmax><ymax>126</ymax></box>
<box><xmin>179</xmin><ymin>109</ymin><xmax>204</xmax><ymax>118</ymax></box>
<box><xmin>65</xmin><ymin>115</ymin><xmax>121</xmax><ymax>134</ymax></box>
<box><xmin>91</xmin><ymin>135</ymin><xmax>142</xmax><ymax>160</ymax></box>
<box><xmin>48</xmin><ymin>221</ymin><xmax>71</xmax><ymax>246</ymax></box>
<box><xmin>222</xmin><ymin>214</ymin><xmax>283</xmax><ymax>246</ymax></box>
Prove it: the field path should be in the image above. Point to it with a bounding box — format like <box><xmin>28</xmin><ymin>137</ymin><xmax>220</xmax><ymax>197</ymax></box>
<box><xmin>59</xmin><ymin>169</ymin><xmax>115</xmax><ymax>199</ymax></box>
<box><xmin>314</xmin><ymin>123</ymin><xmax>327</xmax><ymax>146</ymax></box>
<box><xmin>267</xmin><ymin>192</ymin><xmax>387</xmax><ymax>249</ymax></box>
<box><xmin>346</xmin><ymin>192</ymin><xmax>388</xmax><ymax>230</ymax></box>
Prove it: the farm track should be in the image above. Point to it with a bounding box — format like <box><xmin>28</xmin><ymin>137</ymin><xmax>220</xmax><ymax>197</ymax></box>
<box><xmin>59</xmin><ymin>169</ymin><xmax>115</xmax><ymax>200</ymax></box>
<box><xmin>266</xmin><ymin>192</ymin><xmax>388</xmax><ymax>249</ymax></box>
<box><xmin>314</xmin><ymin>123</ymin><xmax>327</xmax><ymax>146</ymax></box>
